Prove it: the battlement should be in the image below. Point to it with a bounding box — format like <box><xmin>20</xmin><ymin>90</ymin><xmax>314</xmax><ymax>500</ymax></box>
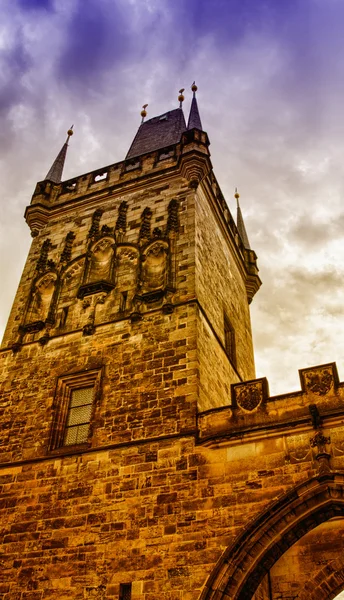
<box><xmin>198</xmin><ymin>362</ymin><xmax>344</xmax><ymax>444</ymax></box>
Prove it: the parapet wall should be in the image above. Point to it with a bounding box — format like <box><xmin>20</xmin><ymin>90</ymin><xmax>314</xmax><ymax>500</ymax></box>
<box><xmin>199</xmin><ymin>362</ymin><xmax>344</xmax><ymax>451</ymax></box>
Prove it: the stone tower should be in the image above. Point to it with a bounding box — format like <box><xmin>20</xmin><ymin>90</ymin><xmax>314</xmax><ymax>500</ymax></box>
<box><xmin>1</xmin><ymin>87</ymin><xmax>344</xmax><ymax>600</ymax></box>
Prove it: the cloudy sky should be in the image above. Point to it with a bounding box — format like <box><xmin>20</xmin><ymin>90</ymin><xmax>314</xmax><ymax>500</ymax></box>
<box><xmin>1</xmin><ymin>0</ymin><xmax>344</xmax><ymax>396</ymax></box>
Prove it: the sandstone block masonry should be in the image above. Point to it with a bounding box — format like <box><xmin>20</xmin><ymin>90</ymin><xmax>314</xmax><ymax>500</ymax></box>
<box><xmin>3</xmin><ymin>109</ymin><xmax>343</xmax><ymax>599</ymax></box>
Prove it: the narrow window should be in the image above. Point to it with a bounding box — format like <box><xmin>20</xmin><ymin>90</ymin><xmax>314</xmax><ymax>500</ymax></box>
<box><xmin>49</xmin><ymin>369</ymin><xmax>102</xmax><ymax>452</ymax></box>
<box><xmin>224</xmin><ymin>314</ymin><xmax>236</xmax><ymax>366</ymax></box>
<box><xmin>119</xmin><ymin>583</ymin><xmax>132</xmax><ymax>600</ymax></box>
<box><xmin>64</xmin><ymin>387</ymin><xmax>94</xmax><ymax>445</ymax></box>
<box><xmin>120</xmin><ymin>291</ymin><xmax>128</xmax><ymax>312</ymax></box>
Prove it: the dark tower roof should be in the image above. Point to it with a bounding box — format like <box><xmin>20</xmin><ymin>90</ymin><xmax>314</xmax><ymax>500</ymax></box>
<box><xmin>126</xmin><ymin>108</ymin><xmax>186</xmax><ymax>160</ymax></box>
<box><xmin>45</xmin><ymin>127</ymin><xmax>74</xmax><ymax>184</ymax></box>
<box><xmin>235</xmin><ymin>191</ymin><xmax>251</xmax><ymax>249</ymax></box>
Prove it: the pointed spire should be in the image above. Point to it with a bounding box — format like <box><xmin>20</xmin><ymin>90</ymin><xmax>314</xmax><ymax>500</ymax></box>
<box><xmin>235</xmin><ymin>189</ymin><xmax>251</xmax><ymax>249</ymax></box>
<box><xmin>187</xmin><ymin>82</ymin><xmax>203</xmax><ymax>130</ymax></box>
<box><xmin>45</xmin><ymin>126</ymin><xmax>74</xmax><ymax>184</ymax></box>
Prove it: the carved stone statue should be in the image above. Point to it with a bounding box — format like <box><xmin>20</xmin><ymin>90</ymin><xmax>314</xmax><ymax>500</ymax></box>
<box><xmin>140</xmin><ymin>240</ymin><xmax>169</xmax><ymax>301</ymax></box>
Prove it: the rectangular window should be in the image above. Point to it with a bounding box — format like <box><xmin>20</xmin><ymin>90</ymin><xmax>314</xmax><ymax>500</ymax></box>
<box><xmin>224</xmin><ymin>314</ymin><xmax>236</xmax><ymax>366</ymax></box>
<box><xmin>64</xmin><ymin>387</ymin><xmax>94</xmax><ymax>445</ymax></box>
<box><xmin>119</xmin><ymin>583</ymin><xmax>132</xmax><ymax>600</ymax></box>
<box><xmin>49</xmin><ymin>369</ymin><xmax>102</xmax><ymax>451</ymax></box>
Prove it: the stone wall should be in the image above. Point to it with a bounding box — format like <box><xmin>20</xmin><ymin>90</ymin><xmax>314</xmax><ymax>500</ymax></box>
<box><xmin>1</xmin><ymin>362</ymin><xmax>344</xmax><ymax>599</ymax></box>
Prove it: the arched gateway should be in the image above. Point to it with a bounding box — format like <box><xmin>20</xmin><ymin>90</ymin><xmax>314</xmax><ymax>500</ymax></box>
<box><xmin>201</xmin><ymin>473</ymin><xmax>344</xmax><ymax>600</ymax></box>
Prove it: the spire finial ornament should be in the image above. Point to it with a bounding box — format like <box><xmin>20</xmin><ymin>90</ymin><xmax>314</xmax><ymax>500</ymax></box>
<box><xmin>66</xmin><ymin>125</ymin><xmax>74</xmax><ymax>143</ymax></box>
<box><xmin>191</xmin><ymin>81</ymin><xmax>198</xmax><ymax>96</ymax></box>
<box><xmin>141</xmin><ymin>104</ymin><xmax>148</xmax><ymax>123</ymax></box>
<box><xmin>178</xmin><ymin>88</ymin><xmax>185</xmax><ymax>108</ymax></box>
<box><xmin>234</xmin><ymin>187</ymin><xmax>240</xmax><ymax>207</ymax></box>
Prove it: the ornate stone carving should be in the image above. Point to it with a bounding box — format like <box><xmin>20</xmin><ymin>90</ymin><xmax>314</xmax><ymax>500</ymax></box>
<box><xmin>115</xmin><ymin>245</ymin><xmax>139</xmax><ymax>311</ymax></box>
<box><xmin>88</xmin><ymin>208</ymin><xmax>103</xmax><ymax>239</ymax></box>
<box><xmin>139</xmin><ymin>239</ymin><xmax>169</xmax><ymax>302</ymax></box>
<box><xmin>25</xmin><ymin>272</ymin><xmax>57</xmax><ymax>326</ymax></box>
<box><xmin>232</xmin><ymin>378</ymin><xmax>268</xmax><ymax>412</ymax></box>
<box><xmin>310</xmin><ymin>430</ymin><xmax>332</xmax><ymax>475</ymax></box>
<box><xmin>310</xmin><ymin>431</ymin><xmax>331</xmax><ymax>451</ymax></box>
<box><xmin>101</xmin><ymin>224</ymin><xmax>112</xmax><ymax>236</ymax></box>
<box><xmin>86</xmin><ymin>238</ymin><xmax>115</xmax><ymax>285</ymax></box>
<box><xmin>82</xmin><ymin>293</ymin><xmax>107</xmax><ymax>336</ymax></box>
<box><xmin>236</xmin><ymin>384</ymin><xmax>262</xmax><ymax>411</ymax></box>
<box><xmin>286</xmin><ymin>434</ymin><xmax>312</xmax><ymax>464</ymax></box>
<box><xmin>139</xmin><ymin>207</ymin><xmax>152</xmax><ymax>244</ymax></box>
<box><xmin>115</xmin><ymin>201</ymin><xmax>128</xmax><ymax>240</ymax></box>
<box><xmin>36</xmin><ymin>239</ymin><xmax>52</xmax><ymax>272</ymax></box>
<box><xmin>166</xmin><ymin>199</ymin><xmax>179</xmax><ymax>234</ymax></box>
<box><xmin>304</xmin><ymin>368</ymin><xmax>333</xmax><ymax>395</ymax></box>
<box><xmin>60</xmin><ymin>231</ymin><xmax>75</xmax><ymax>263</ymax></box>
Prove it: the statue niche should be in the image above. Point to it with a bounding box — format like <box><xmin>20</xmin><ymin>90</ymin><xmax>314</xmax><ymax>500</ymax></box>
<box><xmin>56</xmin><ymin>259</ymin><xmax>84</xmax><ymax>328</ymax></box>
<box><xmin>115</xmin><ymin>245</ymin><xmax>139</xmax><ymax>312</ymax></box>
<box><xmin>139</xmin><ymin>239</ymin><xmax>169</xmax><ymax>303</ymax></box>
<box><xmin>78</xmin><ymin>237</ymin><xmax>115</xmax><ymax>299</ymax></box>
<box><xmin>24</xmin><ymin>272</ymin><xmax>58</xmax><ymax>332</ymax></box>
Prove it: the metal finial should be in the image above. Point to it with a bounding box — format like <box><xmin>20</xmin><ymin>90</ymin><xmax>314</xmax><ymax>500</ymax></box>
<box><xmin>234</xmin><ymin>187</ymin><xmax>240</xmax><ymax>206</ymax></box>
<box><xmin>141</xmin><ymin>104</ymin><xmax>148</xmax><ymax>123</ymax></box>
<box><xmin>191</xmin><ymin>81</ymin><xmax>198</xmax><ymax>96</ymax></box>
<box><xmin>178</xmin><ymin>88</ymin><xmax>185</xmax><ymax>108</ymax></box>
<box><xmin>66</xmin><ymin>125</ymin><xmax>74</xmax><ymax>143</ymax></box>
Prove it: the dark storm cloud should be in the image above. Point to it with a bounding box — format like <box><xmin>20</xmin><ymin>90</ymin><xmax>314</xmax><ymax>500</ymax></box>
<box><xmin>0</xmin><ymin>41</ymin><xmax>31</xmax><ymax>114</ymax></box>
<box><xmin>17</xmin><ymin>0</ymin><xmax>54</xmax><ymax>11</ymax></box>
<box><xmin>56</xmin><ymin>0</ymin><xmax>135</xmax><ymax>90</ymax></box>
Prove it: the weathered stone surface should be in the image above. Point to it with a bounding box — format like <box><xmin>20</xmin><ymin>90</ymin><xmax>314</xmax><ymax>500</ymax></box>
<box><xmin>1</xmin><ymin>107</ymin><xmax>344</xmax><ymax>600</ymax></box>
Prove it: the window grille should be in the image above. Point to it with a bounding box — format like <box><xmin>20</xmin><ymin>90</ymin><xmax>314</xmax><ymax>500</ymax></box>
<box><xmin>49</xmin><ymin>368</ymin><xmax>102</xmax><ymax>451</ymax></box>
<box><xmin>64</xmin><ymin>387</ymin><xmax>94</xmax><ymax>445</ymax></box>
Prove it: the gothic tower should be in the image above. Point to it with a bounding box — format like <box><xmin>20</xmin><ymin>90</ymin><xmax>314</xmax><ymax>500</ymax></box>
<box><xmin>1</xmin><ymin>86</ymin><xmax>343</xmax><ymax>600</ymax></box>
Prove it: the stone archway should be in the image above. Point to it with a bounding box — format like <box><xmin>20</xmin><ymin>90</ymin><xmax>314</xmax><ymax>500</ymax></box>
<box><xmin>298</xmin><ymin>557</ymin><xmax>344</xmax><ymax>600</ymax></box>
<box><xmin>200</xmin><ymin>473</ymin><xmax>344</xmax><ymax>600</ymax></box>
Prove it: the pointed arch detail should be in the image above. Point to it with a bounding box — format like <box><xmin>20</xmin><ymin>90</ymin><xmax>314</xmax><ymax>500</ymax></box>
<box><xmin>200</xmin><ymin>473</ymin><xmax>344</xmax><ymax>600</ymax></box>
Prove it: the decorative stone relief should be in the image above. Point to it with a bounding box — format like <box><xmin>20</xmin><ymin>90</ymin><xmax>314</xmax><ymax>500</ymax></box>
<box><xmin>60</xmin><ymin>231</ymin><xmax>76</xmax><ymax>263</ymax></box>
<box><xmin>88</xmin><ymin>208</ymin><xmax>103</xmax><ymax>239</ymax></box>
<box><xmin>166</xmin><ymin>199</ymin><xmax>179</xmax><ymax>234</ymax></box>
<box><xmin>24</xmin><ymin>272</ymin><xmax>58</xmax><ymax>329</ymax></box>
<box><xmin>232</xmin><ymin>378</ymin><xmax>268</xmax><ymax>412</ymax></box>
<box><xmin>139</xmin><ymin>207</ymin><xmax>152</xmax><ymax>245</ymax></box>
<box><xmin>88</xmin><ymin>238</ymin><xmax>114</xmax><ymax>282</ymax></box>
<box><xmin>139</xmin><ymin>239</ymin><xmax>169</xmax><ymax>303</ymax></box>
<box><xmin>331</xmin><ymin>427</ymin><xmax>344</xmax><ymax>457</ymax></box>
<box><xmin>310</xmin><ymin>430</ymin><xmax>332</xmax><ymax>474</ymax></box>
<box><xmin>115</xmin><ymin>245</ymin><xmax>139</xmax><ymax>311</ymax></box>
<box><xmin>286</xmin><ymin>434</ymin><xmax>312</xmax><ymax>464</ymax></box>
<box><xmin>36</xmin><ymin>239</ymin><xmax>52</xmax><ymax>272</ymax></box>
<box><xmin>301</xmin><ymin>365</ymin><xmax>335</xmax><ymax>396</ymax></box>
<box><xmin>115</xmin><ymin>200</ymin><xmax>128</xmax><ymax>241</ymax></box>
<box><xmin>78</xmin><ymin>236</ymin><xmax>115</xmax><ymax>299</ymax></box>
<box><xmin>82</xmin><ymin>293</ymin><xmax>107</xmax><ymax>336</ymax></box>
